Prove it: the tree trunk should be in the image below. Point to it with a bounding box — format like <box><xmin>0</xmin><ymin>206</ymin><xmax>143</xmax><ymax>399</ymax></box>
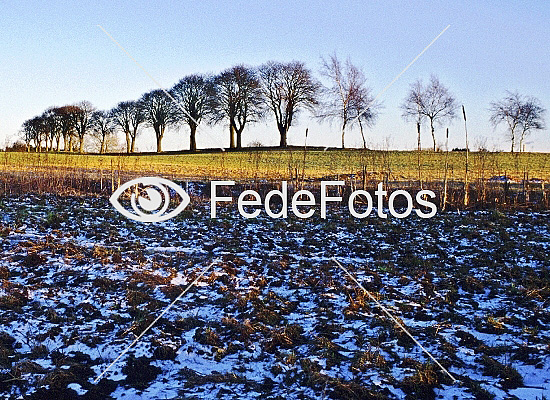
<box><xmin>156</xmin><ymin>133</ymin><xmax>163</xmax><ymax>152</ymax></box>
<box><xmin>341</xmin><ymin>122</ymin><xmax>346</xmax><ymax>149</ymax></box>
<box><xmin>236</xmin><ymin>127</ymin><xmax>243</xmax><ymax>149</ymax></box>
<box><xmin>417</xmin><ymin>121</ymin><xmax>422</xmax><ymax>188</ymax></box>
<box><xmin>79</xmin><ymin>137</ymin><xmax>84</xmax><ymax>153</ymax></box>
<box><xmin>279</xmin><ymin>127</ymin><xmax>287</xmax><ymax>148</ymax></box>
<box><xmin>190</xmin><ymin>123</ymin><xmax>197</xmax><ymax>151</ymax></box>
<box><xmin>131</xmin><ymin>127</ymin><xmax>138</xmax><ymax>153</ymax></box>
<box><xmin>417</xmin><ymin>122</ymin><xmax>421</xmax><ymax>151</ymax></box>
<box><xmin>359</xmin><ymin>120</ymin><xmax>366</xmax><ymax>149</ymax></box>
<box><xmin>229</xmin><ymin>123</ymin><xmax>236</xmax><ymax>149</ymax></box>
<box><xmin>100</xmin><ymin>139</ymin><xmax>106</xmax><ymax>154</ymax></box>
<box><xmin>519</xmin><ymin>134</ymin><xmax>525</xmax><ymax>152</ymax></box>
<box><xmin>125</xmin><ymin>131</ymin><xmax>131</xmax><ymax>153</ymax></box>
<box><xmin>430</xmin><ymin>119</ymin><xmax>436</xmax><ymax>151</ymax></box>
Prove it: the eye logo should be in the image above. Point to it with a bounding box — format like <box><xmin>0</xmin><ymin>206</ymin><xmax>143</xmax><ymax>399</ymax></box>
<box><xmin>110</xmin><ymin>177</ymin><xmax>190</xmax><ymax>222</ymax></box>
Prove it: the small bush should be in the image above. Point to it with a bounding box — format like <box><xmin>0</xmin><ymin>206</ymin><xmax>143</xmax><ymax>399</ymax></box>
<box><xmin>400</xmin><ymin>363</ymin><xmax>439</xmax><ymax>400</ymax></box>
<box><xmin>22</xmin><ymin>252</ymin><xmax>46</xmax><ymax>267</ymax></box>
<box><xmin>122</xmin><ymin>355</ymin><xmax>161</xmax><ymax>389</ymax></box>
<box><xmin>479</xmin><ymin>355</ymin><xmax>523</xmax><ymax>389</ymax></box>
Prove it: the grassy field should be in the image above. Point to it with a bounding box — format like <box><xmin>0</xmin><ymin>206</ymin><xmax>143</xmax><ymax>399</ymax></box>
<box><xmin>1</xmin><ymin>149</ymin><xmax>549</xmax><ymax>183</ymax></box>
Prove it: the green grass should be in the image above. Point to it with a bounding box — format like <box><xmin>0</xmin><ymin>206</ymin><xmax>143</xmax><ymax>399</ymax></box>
<box><xmin>1</xmin><ymin>149</ymin><xmax>549</xmax><ymax>183</ymax></box>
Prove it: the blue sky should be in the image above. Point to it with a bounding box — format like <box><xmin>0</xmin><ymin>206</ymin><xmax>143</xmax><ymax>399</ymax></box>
<box><xmin>1</xmin><ymin>1</ymin><xmax>549</xmax><ymax>151</ymax></box>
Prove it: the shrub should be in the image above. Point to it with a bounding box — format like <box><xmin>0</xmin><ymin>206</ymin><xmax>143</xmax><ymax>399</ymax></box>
<box><xmin>122</xmin><ymin>355</ymin><xmax>161</xmax><ymax>389</ymax></box>
<box><xmin>479</xmin><ymin>355</ymin><xmax>523</xmax><ymax>389</ymax></box>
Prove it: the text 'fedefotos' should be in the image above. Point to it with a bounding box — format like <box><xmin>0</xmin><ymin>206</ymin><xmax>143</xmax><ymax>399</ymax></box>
<box><xmin>210</xmin><ymin>181</ymin><xmax>437</xmax><ymax>219</ymax></box>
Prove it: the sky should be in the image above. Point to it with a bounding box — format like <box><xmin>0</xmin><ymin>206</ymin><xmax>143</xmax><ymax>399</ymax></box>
<box><xmin>1</xmin><ymin>1</ymin><xmax>549</xmax><ymax>152</ymax></box>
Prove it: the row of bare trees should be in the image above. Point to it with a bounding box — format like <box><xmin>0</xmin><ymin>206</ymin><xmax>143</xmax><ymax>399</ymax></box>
<box><xmin>401</xmin><ymin>76</ymin><xmax>546</xmax><ymax>152</ymax></box>
<box><xmin>489</xmin><ymin>92</ymin><xmax>546</xmax><ymax>152</ymax></box>
<box><xmin>19</xmin><ymin>56</ymin><xmax>380</xmax><ymax>153</ymax></box>
<box><xmin>20</xmin><ymin>56</ymin><xmax>546</xmax><ymax>153</ymax></box>
<box><xmin>21</xmin><ymin>103</ymin><xmax>95</xmax><ymax>153</ymax></box>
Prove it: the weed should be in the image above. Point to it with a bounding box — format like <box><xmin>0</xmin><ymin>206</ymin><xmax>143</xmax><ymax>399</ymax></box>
<box><xmin>122</xmin><ymin>355</ymin><xmax>161</xmax><ymax>390</ymax></box>
<box><xmin>43</xmin><ymin>212</ymin><xmax>64</xmax><ymax>229</ymax></box>
<box><xmin>400</xmin><ymin>362</ymin><xmax>439</xmax><ymax>400</ymax></box>
<box><xmin>479</xmin><ymin>354</ymin><xmax>524</xmax><ymax>389</ymax></box>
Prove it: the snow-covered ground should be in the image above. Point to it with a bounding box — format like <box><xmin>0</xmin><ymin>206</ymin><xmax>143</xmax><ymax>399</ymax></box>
<box><xmin>0</xmin><ymin>195</ymin><xmax>549</xmax><ymax>399</ymax></box>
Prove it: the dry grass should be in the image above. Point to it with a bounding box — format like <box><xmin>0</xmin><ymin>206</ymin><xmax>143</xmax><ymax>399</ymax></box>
<box><xmin>2</xmin><ymin>149</ymin><xmax>549</xmax><ymax>183</ymax></box>
<box><xmin>400</xmin><ymin>362</ymin><xmax>440</xmax><ymax>399</ymax></box>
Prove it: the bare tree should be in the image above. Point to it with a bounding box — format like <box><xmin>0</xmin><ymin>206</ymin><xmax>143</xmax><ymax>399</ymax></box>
<box><xmin>519</xmin><ymin>97</ymin><xmax>546</xmax><ymax>151</ymax></box>
<box><xmin>55</xmin><ymin>105</ymin><xmax>79</xmax><ymax>152</ymax></box>
<box><xmin>259</xmin><ymin>61</ymin><xmax>320</xmax><ymax>147</ymax></box>
<box><xmin>170</xmin><ymin>74</ymin><xmax>215</xmax><ymax>151</ymax></box>
<box><xmin>31</xmin><ymin>105</ymin><xmax>79</xmax><ymax>152</ymax></box>
<box><xmin>139</xmin><ymin>90</ymin><xmax>178</xmax><ymax>153</ymax></box>
<box><xmin>349</xmin><ymin>84</ymin><xmax>379</xmax><ymax>149</ymax></box>
<box><xmin>103</xmin><ymin>134</ymin><xmax>124</xmax><ymax>153</ymax></box>
<box><xmin>21</xmin><ymin>116</ymin><xmax>45</xmax><ymax>151</ymax></box>
<box><xmin>90</xmin><ymin>110</ymin><xmax>115</xmax><ymax>153</ymax></box>
<box><xmin>317</xmin><ymin>55</ymin><xmax>379</xmax><ymax>148</ymax></box>
<box><xmin>489</xmin><ymin>91</ymin><xmax>523</xmax><ymax>152</ymax></box>
<box><xmin>211</xmin><ymin>65</ymin><xmax>264</xmax><ymax>149</ymax></box>
<box><xmin>490</xmin><ymin>92</ymin><xmax>546</xmax><ymax>152</ymax></box>
<box><xmin>35</xmin><ymin>116</ymin><xmax>49</xmax><ymax>151</ymax></box>
<box><xmin>402</xmin><ymin>76</ymin><xmax>458</xmax><ymax>151</ymax></box>
<box><xmin>401</xmin><ymin>80</ymin><xmax>424</xmax><ymax>151</ymax></box>
<box><xmin>21</xmin><ymin>120</ymin><xmax>34</xmax><ymax>151</ymax></box>
<box><xmin>71</xmin><ymin>101</ymin><xmax>95</xmax><ymax>153</ymax></box>
<box><xmin>41</xmin><ymin>108</ymin><xmax>62</xmax><ymax>151</ymax></box>
<box><xmin>111</xmin><ymin>100</ymin><xmax>145</xmax><ymax>153</ymax></box>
